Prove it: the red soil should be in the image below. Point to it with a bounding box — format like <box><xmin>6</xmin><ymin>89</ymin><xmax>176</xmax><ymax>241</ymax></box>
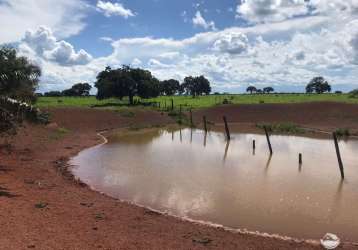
<box><xmin>0</xmin><ymin>104</ymin><xmax>357</xmax><ymax>249</ymax></box>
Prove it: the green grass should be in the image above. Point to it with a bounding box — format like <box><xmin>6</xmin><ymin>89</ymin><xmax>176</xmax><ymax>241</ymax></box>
<box><xmin>36</xmin><ymin>96</ymin><xmax>127</xmax><ymax>108</ymax></box>
<box><xmin>256</xmin><ymin>122</ymin><xmax>305</xmax><ymax>134</ymax></box>
<box><xmin>146</xmin><ymin>93</ymin><xmax>358</xmax><ymax>109</ymax></box>
<box><xmin>36</xmin><ymin>93</ymin><xmax>358</xmax><ymax>110</ymax></box>
<box><xmin>49</xmin><ymin>127</ymin><xmax>70</xmax><ymax>140</ymax></box>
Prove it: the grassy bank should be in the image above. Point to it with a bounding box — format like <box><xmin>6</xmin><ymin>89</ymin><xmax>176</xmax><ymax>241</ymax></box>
<box><xmin>36</xmin><ymin>93</ymin><xmax>358</xmax><ymax>109</ymax></box>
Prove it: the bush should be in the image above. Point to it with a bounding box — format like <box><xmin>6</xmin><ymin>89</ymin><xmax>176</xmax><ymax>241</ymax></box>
<box><xmin>335</xmin><ymin>128</ymin><xmax>350</xmax><ymax>138</ymax></box>
<box><xmin>0</xmin><ymin>97</ymin><xmax>50</xmax><ymax>135</ymax></box>
<box><xmin>222</xmin><ymin>98</ymin><xmax>232</xmax><ymax>104</ymax></box>
<box><xmin>256</xmin><ymin>123</ymin><xmax>305</xmax><ymax>134</ymax></box>
<box><xmin>349</xmin><ymin>89</ymin><xmax>358</xmax><ymax>98</ymax></box>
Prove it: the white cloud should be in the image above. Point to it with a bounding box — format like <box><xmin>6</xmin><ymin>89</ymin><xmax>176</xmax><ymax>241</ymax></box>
<box><xmin>309</xmin><ymin>0</ymin><xmax>358</xmax><ymax>16</ymax></box>
<box><xmin>100</xmin><ymin>36</ymin><xmax>114</xmax><ymax>42</ymax></box>
<box><xmin>192</xmin><ymin>11</ymin><xmax>216</xmax><ymax>30</ymax></box>
<box><xmin>213</xmin><ymin>32</ymin><xmax>249</xmax><ymax>54</ymax></box>
<box><xmin>131</xmin><ymin>58</ymin><xmax>142</xmax><ymax>66</ymax></box>
<box><xmin>0</xmin><ymin>0</ymin><xmax>88</xmax><ymax>44</ymax></box>
<box><xmin>237</xmin><ymin>0</ymin><xmax>310</xmax><ymax>23</ymax></box>
<box><xmin>21</xmin><ymin>26</ymin><xmax>92</xmax><ymax>66</ymax></box>
<box><xmin>96</xmin><ymin>1</ymin><xmax>135</xmax><ymax>18</ymax></box>
<box><xmin>10</xmin><ymin>1</ymin><xmax>358</xmax><ymax>93</ymax></box>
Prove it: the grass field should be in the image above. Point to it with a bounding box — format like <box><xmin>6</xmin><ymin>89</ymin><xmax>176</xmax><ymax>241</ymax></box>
<box><xmin>36</xmin><ymin>93</ymin><xmax>358</xmax><ymax>109</ymax></box>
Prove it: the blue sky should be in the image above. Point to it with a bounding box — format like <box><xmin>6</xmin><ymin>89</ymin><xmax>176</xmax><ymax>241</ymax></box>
<box><xmin>68</xmin><ymin>0</ymin><xmax>239</xmax><ymax>57</ymax></box>
<box><xmin>1</xmin><ymin>0</ymin><xmax>358</xmax><ymax>93</ymax></box>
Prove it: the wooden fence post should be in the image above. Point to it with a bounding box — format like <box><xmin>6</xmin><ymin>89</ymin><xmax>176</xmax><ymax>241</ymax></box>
<box><xmin>223</xmin><ymin>116</ymin><xmax>231</xmax><ymax>140</ymax></box>
<box><xmin>264</xmin><ymin>126</ymin><xmax>273</xmax><ymax>155</ymax></box>
<box><xmin>333</xmin><ymin>132</ymin><xmax>345</xmax><ymax>179</ymax></box>
<box><xmin>203</xmin><ymin>115</ymin><xmax>208</xmax><ymax>132</ymax></box>
<box><xmin>190</xmin><ymin>108</ymin><xmax>193</xmax><ymax>127</ymax></box>
<box><xmin>203</xmin><ymin>116</ymin><xmax>207</xmax><ymax>132</ymax></box>
<box><xmin>171</xmin><ymin>99</ymin><xmax>174</xmax><ymax>110</ymax></box>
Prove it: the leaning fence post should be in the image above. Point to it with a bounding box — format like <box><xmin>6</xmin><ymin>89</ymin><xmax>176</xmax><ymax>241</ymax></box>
<box><xmin>223</xmin><ymin>116</ymin><xmax>231</xmax><ymax>140</ymax></box>
<box><xmin>333</xmin><ymin>132</ymin><xmax>345</xmax><ymax>179</ymax></box>
<box><xmin>264</xmin><ymin>126</ymin><xmax>273</xmax><ymax>155</ymax></box>
<box><xmin>203</xmin><ymin>116</ymin><xmax>207</xmax><ymax>132</ymax></box>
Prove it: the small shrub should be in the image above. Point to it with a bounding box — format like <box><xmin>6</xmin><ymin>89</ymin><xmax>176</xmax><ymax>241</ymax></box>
<box><xmin>259</xmin><ymin>100</ymin><xmax>265</xmax><ymax>104</ymax></box>
<box><xmin>167</xmin><ymin>110</ymin><xmax>190</xmax><ymax>126</ymax></box>
<box><xmin>222</xmin><ymin>98</ymin><xmax>232</xmax><ymax>104</ymax></box>
<box><xmin>256</xmin><ymin>123</ymin><xmax>305</xmax><ymax>134</ymax></box>
<box><xmin>335</xmin><ymin>128</ymin><xmax>350</xmax><ymax>138</ymax></box>
<box><xmin>349</xmin><ymin>89</ymin><xmax>358</xmax><ymax>98</ymax></box>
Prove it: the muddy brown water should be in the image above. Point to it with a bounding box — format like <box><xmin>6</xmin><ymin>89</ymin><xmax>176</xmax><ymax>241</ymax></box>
<box><xmin>71</xmin><ymin>128</ymin><xmax>358</xmax><ymax>241</ymax></box>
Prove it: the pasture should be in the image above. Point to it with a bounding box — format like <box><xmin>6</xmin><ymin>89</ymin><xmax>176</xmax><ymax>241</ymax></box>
<box><xmin>36</xmin><ymin>93</ymin><xmax>358</xmax><ymax>109</ymax></box>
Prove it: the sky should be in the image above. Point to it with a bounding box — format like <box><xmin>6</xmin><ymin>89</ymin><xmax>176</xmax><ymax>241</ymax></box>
<box><xmin>1</xmin><ymin>0</ymin><xmax>358</xmax><ymax>93</ymax></box>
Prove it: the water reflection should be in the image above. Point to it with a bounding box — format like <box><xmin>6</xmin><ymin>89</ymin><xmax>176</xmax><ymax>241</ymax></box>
<box><xmin>223</xmin><ymin>141</ymin><xmax>230</xmax><ymax>162</ymax></box>
<box><xmin>72</xmin><ymin>128</ymin><xmax>358</xmax><ymax>241</ymax></box>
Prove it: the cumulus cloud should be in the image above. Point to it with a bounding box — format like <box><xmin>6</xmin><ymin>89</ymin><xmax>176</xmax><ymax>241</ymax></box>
<box><xmin>0</xmin><ymin>0</ymin><xmax>89</xmax><ymax>44</ymax></box>
<box><xmin>21</xmin><ymin>26</ymin><xmax>92</xmax><ymax>66</ymax></box>
<box><xmin>213</xmin><ymin>32</ymin><xmax>249</xmax><ymax>54</ymax></box>
<box><xmin>11</xmin><ymin>1</ymin><xmax>358</xmax><ymax>93</ymax></box>
<box><xmin>192</xmin><ymin>11</ymin><xmax>216</xmax><ymax>30</ymax></box>
<box><xmin>237</xmin><ymin>0</ymin><xmax>310</xmax><ymax>23</ymax></box>
<box><xmin>237</xmin><ymin>0</ymin><xmax>358</xmax><ymax>23</ymax></box>
<box><xmin>310</xmin><ymin>0</ymin><xmax>358</xmax><ymax>16</ymax></box>
<box><xmin>131</xmin><ymin>58</ymin><xmax>142</xmax><ymax>66</ymax></box>
<box><xmin>96</xmin><ymin>0</ymin><xmax>135</xmax><ymax>18</ymax></box>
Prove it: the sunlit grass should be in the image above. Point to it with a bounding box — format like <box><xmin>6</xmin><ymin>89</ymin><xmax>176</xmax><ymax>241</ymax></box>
<box><xmin>36</xmin><ymin>93</ymin><xmax>358</xmax><ymax>110</ymax></box>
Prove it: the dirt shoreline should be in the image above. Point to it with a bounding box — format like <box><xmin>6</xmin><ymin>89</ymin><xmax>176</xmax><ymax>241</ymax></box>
<box><xmin>1</xmin><ymin>103</ymin><xmax>358</xmax><ymax>249</ymax></box>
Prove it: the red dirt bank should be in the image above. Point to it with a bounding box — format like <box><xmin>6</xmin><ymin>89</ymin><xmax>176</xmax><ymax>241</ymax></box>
<box><xmin>0</xmin><ymin>104</ymin><xmax>357</xmax><ymax>249</ymax></box>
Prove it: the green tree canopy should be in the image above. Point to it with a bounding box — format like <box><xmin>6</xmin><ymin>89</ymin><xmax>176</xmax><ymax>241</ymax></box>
<box><xmin>306</xmin><ymin>77</ymin><xmax>331</xmax><ymax>94</ymax></box>
<box><xmin>263</xmin><ymin>87</ymin><xmax>274</xmax><ymax>93</ymax></box>
<box><xmin>0</xmin><ymin>47</ymin><xmax>41</xmax><ymax>102</ymax></box>
<box><xmin>182</xmin><ymin>75</ymin><xmax>211</xmax><ymax>97</ymax></box>
<box><xmin>95</xmin><ymin>65</ymin><xmax>160</xmax><ymax>104</ymax></box>
<box><xmin>160</xmin><ymin>79</ymin><xmax>180</xmax><ymax>96</ymax></box>
<box><xmin>246</xmin><ymin>86</ymin><xmax>257</xmax><ymax>94</ymax></box>
<box><xmin>62</xmin><ymin>83</ymin><xmax>92</xmax><ymax>96</ymax></box>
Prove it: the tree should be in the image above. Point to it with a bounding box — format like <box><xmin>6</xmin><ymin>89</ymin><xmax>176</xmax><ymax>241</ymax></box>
<box><xmin>182</xmin><ymin>75</ymin><xmax>211</xmax><ymax>97</ymax></box>
<box><xmin>95</xmin><ymin>65</ymin><xmax>160</xmax><ymax>105</ymax></box>
<box><xmin>0</xmin><ymin>47</ymin><xmax>41</xmax><ymax>102</ymax></box>
<box><xmin>263</xmin><ymin>87</ymin><xmax>274</xmax><ymax>94</ymax></box>
<box><xmin>246</xmin><ymin>86</ymin><xmax>257</xmax><ymax>94</ymax></box>
<box><xmin>44</xmin><ymin>91</ymin><xmax>62</xmax><ymax>97</ymax></box>
<box><xmin>306</xmin><ymin>77</ymin><xmax>331</xmax><ymax>94</ymax></box>
<box><xmin>62</xmin><ymin>83</ymin><xmax>92</xmax><ymax>96</ymax></box>
<box><xmin>160</xmin><ymin>79</ymin><xmax>180</xmax><ymax>96</ymax></box>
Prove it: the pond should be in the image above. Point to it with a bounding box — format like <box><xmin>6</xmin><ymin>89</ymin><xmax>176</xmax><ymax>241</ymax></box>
<box><xmin>71</xmin><ymin>127</ymin><xmax>358</xmax><ymax>241</ymax></box>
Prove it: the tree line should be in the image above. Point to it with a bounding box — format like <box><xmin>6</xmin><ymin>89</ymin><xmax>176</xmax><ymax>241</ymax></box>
<box><xmin>95</xmin><ymin>65</ymin><xmax>211</xmax><ymax>105</ymax></box>
<box><xmin>43</xmin><ymin>83</ymin><xmax>92</xmax><ymax>97</ymax></box>
<box><xmin>246</xmin><ymin>77</ymin><xmax>333</xmax><ymax>94</ymax></box>
<box><xmin>1</xmin><ymin>46</ymin><xmax>357</xmax><ymax>108</ymax></box>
